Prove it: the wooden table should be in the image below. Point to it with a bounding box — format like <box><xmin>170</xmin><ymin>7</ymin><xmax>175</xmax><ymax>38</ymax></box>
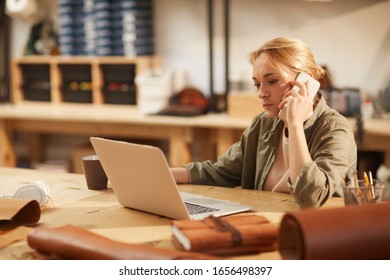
<box><xmin>0</xmin><ymin>103</ymin><xmax>250</xmax><ymax>168</ymax></box>
<box><xmin>1</xmin><ymin>103</ymin><xmax>390</xmax><ymax>169</ymax></box>
<box><xmin>0</xmin><ymin>167</ymin><xmax>344</xmax><ymax>260</ymax></box>
<box><xmin>0</xmin><ymin>103</ymin><xmax>200</xmax><ymax>167</ymax></box>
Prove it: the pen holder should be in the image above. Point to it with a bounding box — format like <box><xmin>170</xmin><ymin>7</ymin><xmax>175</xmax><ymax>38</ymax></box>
<box><xmin>342</xmin><ymin>179</ymin><xmax>384</xmax><ymax>206</ymax></box>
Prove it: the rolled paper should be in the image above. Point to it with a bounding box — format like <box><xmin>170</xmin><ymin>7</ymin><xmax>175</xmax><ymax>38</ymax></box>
<box><xmin>278</xmin><ymin>202</ymin><xmax>390</xmax><ymax>259</ymax></box>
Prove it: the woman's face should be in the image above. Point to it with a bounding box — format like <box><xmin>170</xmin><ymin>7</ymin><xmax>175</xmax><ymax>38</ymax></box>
<box><xmin>252</xmin><ymin>54</ymin><xmax>295</xmax><ymax>118</ymax></box>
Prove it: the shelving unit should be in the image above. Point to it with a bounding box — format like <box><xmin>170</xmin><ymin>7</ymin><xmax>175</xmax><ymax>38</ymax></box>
<box><xmin>10</xmin><ymin>55</ymin><xmax>160</xmax><ymax>105</ymax></box>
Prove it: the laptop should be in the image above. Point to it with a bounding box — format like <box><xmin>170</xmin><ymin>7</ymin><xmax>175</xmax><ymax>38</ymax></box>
<box><xmin>90</xmin><ymin>137</ymin><xmax>252</xmax><ymax>220</ymax></box>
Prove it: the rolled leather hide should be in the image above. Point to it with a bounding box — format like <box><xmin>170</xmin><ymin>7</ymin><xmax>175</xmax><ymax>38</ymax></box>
<box><xmin>27</xmin><ymin>225</ymin><xmax>216</xmax><ymax>260</ymax></box>
<box><xmin>278</xmin><ymin>202</ymin><xmax>390</xmax><ymax>260</ymax></box>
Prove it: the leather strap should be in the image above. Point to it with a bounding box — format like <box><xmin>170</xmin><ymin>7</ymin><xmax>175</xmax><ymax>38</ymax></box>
<box><xmin>208</xmin><ymin>216</ymin><xmax>242</xmax><ymax>247</ymax></box>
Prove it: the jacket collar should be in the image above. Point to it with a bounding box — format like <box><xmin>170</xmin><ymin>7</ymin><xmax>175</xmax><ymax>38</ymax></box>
<box><xmin>304</xmin><ymin>92</ymin><xmax>327</xmax><ymax>129</ymax></box>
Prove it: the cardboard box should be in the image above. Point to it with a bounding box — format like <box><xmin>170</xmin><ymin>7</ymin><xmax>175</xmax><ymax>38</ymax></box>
<box><xmin>71</xmin><ymin>146</ymin><xmax>95</xmax><ymax>174</ymax></box>
<box><xmin>227</xmin><ymin>92</ymin><xmax>264</xmax><ymax>119</ymax></box>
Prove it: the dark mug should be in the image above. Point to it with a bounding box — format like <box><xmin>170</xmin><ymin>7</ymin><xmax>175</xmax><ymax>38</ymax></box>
<box><xmin>81</xmin><ymin>155</ymin><xmax>108</xmax><ymax>190</ymax></box>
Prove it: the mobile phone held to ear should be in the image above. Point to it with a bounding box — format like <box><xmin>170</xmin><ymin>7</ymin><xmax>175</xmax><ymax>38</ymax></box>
<box><xmin>278</xmin><ymin>72</ymin><xmax>320</xmax><ymax>120</ymax></box>
<box><xmin>292</xmin><ymin>72</ymin><xmax>320</xmax><ymax>101</ymax></box>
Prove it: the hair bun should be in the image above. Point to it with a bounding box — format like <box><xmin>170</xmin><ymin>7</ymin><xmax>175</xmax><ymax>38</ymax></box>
<box><xmin>314</xmin><ymin>65</ymin><xmax>325</xmax><ymax>80</ymax></box>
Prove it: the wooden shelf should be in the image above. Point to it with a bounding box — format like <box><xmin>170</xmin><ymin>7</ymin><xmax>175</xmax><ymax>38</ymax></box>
<box><xmin>11</xmin><ymin>55</ymin><xmax>160</xmax><ymax>105</ymax></box>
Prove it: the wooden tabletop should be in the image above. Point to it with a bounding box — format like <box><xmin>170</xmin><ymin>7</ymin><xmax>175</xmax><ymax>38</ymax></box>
<box><xmin>1</xmin><ymin>102</ymin><xmax>390</xmax><ymax>132</ymax></box>
<box><xmin>1</xmin><ymin>103</ymin><xmax>390</xmax><ymax>167</ymax></box>
<box><xmin>0</xmin><ymin>167</ymin><xmax>344</xmax><ymax>260</ymax></box>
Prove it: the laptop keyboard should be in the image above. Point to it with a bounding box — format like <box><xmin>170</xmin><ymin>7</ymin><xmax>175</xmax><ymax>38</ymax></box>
<box><xmin>185</xmin><ymin>202</ymin><xmax>219</xmax><ymax>215</ymax></box>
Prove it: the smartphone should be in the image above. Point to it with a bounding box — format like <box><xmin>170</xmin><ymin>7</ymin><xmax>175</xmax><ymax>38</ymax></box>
<box><xmin>278</xmin><ymin>72</ymin><xmax>320</xmax><ymax>120</ymax></box>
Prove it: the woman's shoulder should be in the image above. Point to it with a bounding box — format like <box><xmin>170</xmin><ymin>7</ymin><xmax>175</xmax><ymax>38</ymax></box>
<box><xmin>317</xmin><ymin>105</ymin><xmax>354</xmax><ymax>132</ymax></box>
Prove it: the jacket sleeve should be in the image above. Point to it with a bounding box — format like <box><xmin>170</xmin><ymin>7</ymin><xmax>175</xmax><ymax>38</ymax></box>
<box><xmin>287</xmin><ymin>115</ymin><xmax>357</xmax><ymax>208</ymax></box>
<box><xmin>183</xmin><ymin>142</ymin><xmax>243</xmax><ymax>187</ymax></box>
<box><xmin>183</xmin><ymin>117</ymin><xmax>261</xmax><ymax>187</ymax></box>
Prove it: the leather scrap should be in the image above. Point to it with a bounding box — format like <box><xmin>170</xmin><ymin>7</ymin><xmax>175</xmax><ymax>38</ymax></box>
<box><xmin>0</xmin><ymin>197</ymin><xmax>41</xmax><ymax>226</ymax></box>
<box><xmin>0</xmin><ymin>226</ymin><xmax>32</xmax><ymax>250</ymax></box>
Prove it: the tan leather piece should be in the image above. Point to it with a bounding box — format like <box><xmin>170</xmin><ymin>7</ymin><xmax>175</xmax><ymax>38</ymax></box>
<box><xmin>27</xmin><ymin>225</ymin><xmax>216</xmax><ymax>260</ymax></box>
<box><xmin>0</xmin><ymin>198</ymin><xmax>40</xmax><ymax>226</ymax></box>
<box><xmin>278</xmin><ymin>202</ymin><xmax>390</xmax><ymax>259</ymax></box>
<box><xmin>0</xmin><ymin>226</ymin><xmax>32</xmax><ymax>250</ymax></box>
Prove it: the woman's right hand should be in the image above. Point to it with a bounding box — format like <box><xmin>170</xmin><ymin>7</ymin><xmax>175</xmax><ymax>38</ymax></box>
<box><xmin>170</xmin><ymin>167</ymin><xmax>189</xmax><ymax>184</ymax></box>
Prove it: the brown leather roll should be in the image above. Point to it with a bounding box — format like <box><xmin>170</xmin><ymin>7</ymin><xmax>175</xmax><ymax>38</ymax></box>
<box><xmin>278</xmin><ymin>202</ymin><xmax>390</xmax><ymax>259</ymax></box>
<box><xmin>171</xmin><ymin>215</ymin><xmax>278</xmax><ymax>254</ymax></box>
<box><xmin>27</xmin><ymin>225</ymin><xmax>216</xmax><ymax>260</ymax></box>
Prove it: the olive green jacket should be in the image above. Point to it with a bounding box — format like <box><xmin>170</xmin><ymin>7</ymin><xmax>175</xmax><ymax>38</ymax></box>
<box><xmin>184</xmin><ymin>94</ymin><xmax>357</xmax><ymax>208</ymax></box>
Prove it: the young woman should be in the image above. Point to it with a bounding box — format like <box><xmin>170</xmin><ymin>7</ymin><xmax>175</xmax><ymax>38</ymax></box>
<box><xmin>171</xmin><ymin>37</ymin><xmax>357</xmax><ymax>208</ymax></box>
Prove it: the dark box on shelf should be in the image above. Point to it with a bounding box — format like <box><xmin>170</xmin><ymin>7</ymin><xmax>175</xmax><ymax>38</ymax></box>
<box><xmin>62</xmin><ymin>87</ymin><xmax>92</xmax><ymax>103</ymax></box>
<box><xmin>20</xmin><ymin>64</ymin><xmax>51</xmax><ymax>101</ymax></box>
<box><xmin>23</xmin><ymin>87</ymin><xmax>51</xmax><ymax>102</ymax></box>
<box><xmin>59</xmin><ymin>64</ymin><xmax>91</xmax><ymax>82</ymax></box>
<box><xmin>103</xmin><ymin>88</ymin><xmax>136</xmax><ymax>105</ymax></box>
<box><xmin>100</xmin><ymin>64</ymin><xmax>136</xmax><ymax>84</ymax></box>
<box><xmin>20</xmin><ymin>64</ymin><xmax>50</xmax><ymax>82</ymax></box>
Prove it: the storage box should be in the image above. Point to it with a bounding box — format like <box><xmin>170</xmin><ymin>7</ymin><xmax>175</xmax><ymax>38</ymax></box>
<box><xmin>21</xmin><ymin>63</ymin><xmax>51</xmax><ymax>101</ymax></box>
<box><xmin>103</xmin><ymin>86</ymin><xmax>136</xmax><ymax>104</ymax></box>
<box><xmin>101</xmin><ymin>64</ymin><xmax>136</xmax><ymax>84</ymax></box>
<box><xmin>23</xmin><ymin>87</ymin><xmax>51</xmax><ymax>101</ymax></box>
<box><xmin>20</xmin><ymin>64</ymin><xmax>50</xmax><ymax>81</ymax></box>
<box><xmin>62</xmin><ymin>88</ymin><xmax>93</xmax><ymax>103</ymax></box>
<box><xmin>59</xmin><ymin>64</ymin><xmax>91</xmax><ymax>82</ymax></box>
<box><xmin>71</xmin><ymin>146</ymin><xmax>96</xmax><ymax>174</ymax></box>
<box><xmin>227</xmin><ymin>92</ymin><xmax>264</xmax><ymax>119</ymax></box>
<box><xmin>135</xmin><ymin>69</ymin><xmax>173</xmax><ymax>114</ymax></box>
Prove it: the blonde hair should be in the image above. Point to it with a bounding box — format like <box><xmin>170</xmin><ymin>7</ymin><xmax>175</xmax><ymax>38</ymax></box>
<box><xmin>248</xmin><ymin>37</ymin><xmax>325</xmax><ymax>80</ymax></box>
